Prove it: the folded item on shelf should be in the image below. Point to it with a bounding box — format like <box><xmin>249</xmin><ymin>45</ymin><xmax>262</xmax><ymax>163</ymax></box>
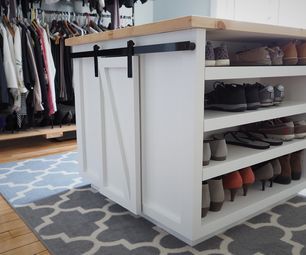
<box><xmin>225</xmin><ymin>131</ymin><xmax>270</xmax><ymax>149</ymax></box>
<box><xmin>238</xmin><ymin>130</ymin><xmax>283</xmax><ymax>146</ymax></box>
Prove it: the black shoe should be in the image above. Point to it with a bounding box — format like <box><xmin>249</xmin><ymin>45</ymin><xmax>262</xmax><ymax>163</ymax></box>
<box><xmin>244</xmin><ymin>83</ymin><xmax>261</xmax><ymax>110</ymax></box>
<box><xmin>205</xmin><ymin>82</ymin><xmax>247</xmax><ymax>112</ymax></box>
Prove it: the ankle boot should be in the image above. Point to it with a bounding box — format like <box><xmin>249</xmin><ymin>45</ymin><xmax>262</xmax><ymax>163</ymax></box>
<box><xmin>253</xmin><ymin>162</ymin><xmax>274</xmax><ymax>191</ymax></box>
<box><xmin>291</xmin><ymin>150</ymin><xmax>303</xmax><ymax>180</ymax></box>
<box><xmin>239</xmin><ymin>167</ymin><xmax>255</xmax><ymax>196</ymax></box>
<box><xmin>274</xmin><ymin>154</ymin><xmax>292</xmax><ymax>184</ymax></box>
<box><xmin>208</xmin><ymin>177</ymin><xmax>224</xmax><ymax>211</ymax></box>
<box><xmin>209</xmin><ymin>135</ymin><xmax>227</xmax><ymax>161</ymax></box>
<box><xmin>223</xmin><ymin>171</ymin><xmax>243</xmax><ymax>201</ymax></box>
<box><xmin>270</xmin><ymin>159</ymin><xmax>282</xmax><ymax>187</ymax></box>
<box><xmin>203</xmin><ymin>140</ymin><xmax>211</xmax><ymax>166</ymax></box>
<box><xmin>202</xmin><ymin>181</ymin><xmax>210</xmax><ymax>217</ymax></box>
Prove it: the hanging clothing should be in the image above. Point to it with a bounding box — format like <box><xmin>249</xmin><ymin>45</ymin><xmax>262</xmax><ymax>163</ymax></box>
<box><xmin>59</xmin><ymin>38</ymin><xmax>67</xmax><ymax>101</ymax></box>
<box><xmin>25</xmin><ymin>28</ymin><xmax>44</xmax><ymax>112</ymax></box>
<box><xmin>64</xmin><ymin>43</ymin><xmax>74</xmax><ymax>103</ymax></box>
<box><xmin>0</xmin><ymin>22</ymin><xmax>20</xmax><ymax>112</ymax></box>
<box><xmin>39</xmin><ymin>26</ymin><xmax>57</xmax><ymax>115</ymax></box>
<box><xmin>28</xmin><ymin>25</ymin><xmax>49</xmax><ymax>114</ymax></box>
<box><xmin>0</xmin><ymin>45</ymin><xmax>10</xmax><ymax>108</ymax></box>
<box><xmin>9</xmin><ymin>0</ymin><xmax>17</xmax><ymax>19</ymax></box>
<box><xmin>13</xmin><ymin>24</ymin><xmax>28</xmax><ymax>94</ymax></box>
<box><xmin>20</xmin><ymin>23</ymin><xmax>35</xmax><ymax>91</ymax></box>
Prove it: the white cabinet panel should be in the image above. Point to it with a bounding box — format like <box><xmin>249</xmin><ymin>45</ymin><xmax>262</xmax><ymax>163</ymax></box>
<box><xmin>74</xmin><ymin>54</ymin><xmax>141</xmax><ymax>214</ymax></box>
<box><xmin>98</xmin><ymin>57</ymin><xmax>141</xmax><ymax>214</ymax></box>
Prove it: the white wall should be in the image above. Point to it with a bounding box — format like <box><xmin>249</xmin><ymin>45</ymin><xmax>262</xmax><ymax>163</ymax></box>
<box><xmin>212</xmin><ymin>0</ymin><xmax>306</xmax><ymax>28</ymax></box>
<box><xmin>278</xmin><ymin>0</ymin><xmax>306</xmax><ymax>28</ymax></box>
<box><xmin>134</xmin><ymin>0</ymin><xmax>154</xmax><ymax>25</ymax></box>
<box><xmin>153</xmin><ymin>0</ymin><xmax>211</xmax><ymax>22</ymax></box>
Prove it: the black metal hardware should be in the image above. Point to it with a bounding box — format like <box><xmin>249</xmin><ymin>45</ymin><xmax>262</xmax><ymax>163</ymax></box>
<box><xmin>127</xmin><ymin>40</ymin><xmax>135</xmax><ymax>78</ymax></box>
<box><xmin>70</xmin><ymin>40</ymin><xmax>196</xmax><ymax>78</ymax></box>
<box><xmin>93</xmin><ymin>45</ymin><xmax>100</xmax><ymax>77</ymax></box>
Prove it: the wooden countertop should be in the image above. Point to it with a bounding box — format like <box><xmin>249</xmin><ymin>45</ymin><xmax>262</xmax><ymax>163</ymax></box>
<box><xmin>65</xmin><ymin>16</ymin><xmax>306</xmax><ymax>46</ymax></box>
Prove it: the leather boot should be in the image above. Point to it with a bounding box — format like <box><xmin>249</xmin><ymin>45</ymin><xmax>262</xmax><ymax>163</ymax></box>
<box><xmin>274</xmin><ymin>154</ymin><xmax>292</xmax><ymax>184</ymax></box>
<box><xmin>291</xmin><ymin>150</ymin><xmax>303</xmax><ymax>180</ymax></box>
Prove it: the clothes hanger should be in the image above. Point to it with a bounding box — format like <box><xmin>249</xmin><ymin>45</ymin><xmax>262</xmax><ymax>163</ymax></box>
<box><xmin>70</xmin><ymin>13</ymin><xmax>85</xmax><ymax>36</ymax></box>
<box><xmin>66</xmin><ymin>12</ymin><xmax>79</xmax><ymax>36</ymax></box>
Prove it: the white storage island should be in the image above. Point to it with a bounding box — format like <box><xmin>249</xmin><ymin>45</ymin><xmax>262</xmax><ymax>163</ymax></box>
<box><xmin>66</xmin><ymin>16</ymin><xmax>306</xmax><ymax>245</ymax></box>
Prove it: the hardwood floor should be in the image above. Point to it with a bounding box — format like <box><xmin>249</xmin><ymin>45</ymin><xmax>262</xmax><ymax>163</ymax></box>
<box><xmin>0</xmin><ymin>135</ymin><xmax>77</xmax><ymax>254</ymax></box>
<box><xmin>0</xmin><ymin>196</ymin><xmax>51</xmax><ymax>255</ymax></box>
<box><xmin>0</xmin><ymin>136</ymin><xmax>77</xmax><ymax>163</ymax></box>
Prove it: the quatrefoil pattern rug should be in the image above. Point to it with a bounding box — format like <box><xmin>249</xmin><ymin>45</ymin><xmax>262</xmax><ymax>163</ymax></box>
<box><xmin>1</xmin><ymin>153</ymin><xmax>306</xmax><ymax>255</ymax></box>
<box><xmin>15</xmin><ymin>188</ymin><xmax>306</xmax><ymax>255</ymax></box>
<box><xmin>0</xmin><ymin>152</ymin><xmax>88</xmax><ymax>206</ymax></box>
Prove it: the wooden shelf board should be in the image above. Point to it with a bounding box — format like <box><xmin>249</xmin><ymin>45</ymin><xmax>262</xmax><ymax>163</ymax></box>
<box><xmin>66</xmin><ymin>16</ymin><xmax>306</xmax><ymax>46</ymax></box>
<box><xmin>198</xmin><ymin>178</ymin><xmax>306</xmax><ymax>242</ymax></box>
<box><xmin>0</xmin><ymin>125</ymin><xmax>76</xmax><ymax>142</ymax></box>
<box><xmin>205</xmin><ymin>66</ymin><xmax>306</xmax><ymax>81</ymax></box>
<box><xmin>203</xmin><ymin>139</ymin><xmax>306</xmax><ymax>180</ymax></box>
<box><xmin>204</xmin><ymin>101</ymin><xmax>306</xmax><ymax>132</ymax></box>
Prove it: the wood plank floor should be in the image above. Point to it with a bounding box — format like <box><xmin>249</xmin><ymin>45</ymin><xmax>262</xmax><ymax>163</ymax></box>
<box><xmin>0</xmin><ymin>196</ymin><xmax>51</xmax><ymax>255</ymax></box>
<box><xmin>0</xmin><ymin>136</ymin><xmax>77</xmax><ymax>163</ymax></box>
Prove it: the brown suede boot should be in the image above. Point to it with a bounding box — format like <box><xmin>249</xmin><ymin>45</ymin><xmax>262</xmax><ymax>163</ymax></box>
<box><xmin>291</xmin><ymin>150</ymin><xmax>303</xmax><ymax>180</ymax></box>
<box><xmin>270</xmin><ymin>159</ymin><xmax>282</xmax><ymax>187</ymax></box>
<box><xmin>274</xmin><ymin>154</ymin><xmax>292</xmax><ymax>184</ymax></box>
<box><xmin>208</xmin><ymin>177</ymin><xmax>224</xmax><ymax>212</ymax></box>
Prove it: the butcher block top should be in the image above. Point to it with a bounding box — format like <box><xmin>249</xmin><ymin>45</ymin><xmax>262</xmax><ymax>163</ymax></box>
<box><xmin>65</xmin><ymin>15</ymin><xmax>306</xmax><ymax>46</ymax></box>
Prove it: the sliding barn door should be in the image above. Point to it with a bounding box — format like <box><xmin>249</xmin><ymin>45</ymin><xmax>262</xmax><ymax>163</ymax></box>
<box><xmin>74</xmin><ymin>55</ymin><xmax>141</xmax><ymax>214</ymax></box>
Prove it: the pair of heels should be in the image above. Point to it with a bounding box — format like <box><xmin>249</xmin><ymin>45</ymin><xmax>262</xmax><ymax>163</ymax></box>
<box><xmin>203</xmin><ymin>136</ymin><xmax>228</xmax><ymax>166</ymax></box>
<box><xmin>252</xmin><ymin>150</ymin><xmax>303</xmax><ymax>190</ymax></box>
<box><xmin>202</xmin><ymin>177</ymin><xmax>225</xmax><ymax>217</ymax></box>
<box><xmin>253</xmin><ymin>159</ymin><xmax>280</xmax><ymax>191</ymax></box>
<box><xmin>223</xmin><ymin>167</ymin><xmax>255</xmax><ymax>201</ymax></box>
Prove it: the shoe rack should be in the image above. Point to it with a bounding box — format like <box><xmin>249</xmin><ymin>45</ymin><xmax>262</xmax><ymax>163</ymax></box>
<box><xmin>202</xmin><ymin>40</ymin><xmax>306</xmax><ymax>244</ymax></box>
<box><xmin>66</xmin><ymin>17</ymin><xmax>306</xmax><ymax>246</ymax></box>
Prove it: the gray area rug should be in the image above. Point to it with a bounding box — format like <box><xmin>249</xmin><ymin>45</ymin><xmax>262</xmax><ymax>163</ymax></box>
<box><xmin>16</xmin><ymin>187</ymin><xmax>306</xmax><ymax>255</ymax></box>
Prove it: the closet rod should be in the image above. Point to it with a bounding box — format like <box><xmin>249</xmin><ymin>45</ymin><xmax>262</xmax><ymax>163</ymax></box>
<box><xmin>36</xmin><ymin>9</ymin><xmax>133</xmax><ymax>20</ymax></box>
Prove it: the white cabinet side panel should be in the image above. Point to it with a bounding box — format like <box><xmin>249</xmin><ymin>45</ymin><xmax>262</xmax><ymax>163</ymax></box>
<box><xmin>139</xmin><ymin>29</ymin><xmax>205</xmax><ymax>239</ymax></box>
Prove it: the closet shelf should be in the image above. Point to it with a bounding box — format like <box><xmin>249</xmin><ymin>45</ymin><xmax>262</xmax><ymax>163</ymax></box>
<box><xmin>204</xmin><ymin>101</ymin><xmax>306</xmax><ymax>132</ymax></box>
<box><xmin>0</xmin><ymin>125</ymin><xmax>76</xmax><ymax>141</ymax></box>
<box><xmin>199</xmin><ymin>178</ymin><xmax>306</xmax><ymax>238</ymax></box>
<box><xmin>203</xmin><ymin>139</ymin><xmax>306</xmax><ymax>180</ymax></box>
<box><xmin>205</xmin><ymin>66</ymin><xmax>306</xmax><ymax>80</ymax></box>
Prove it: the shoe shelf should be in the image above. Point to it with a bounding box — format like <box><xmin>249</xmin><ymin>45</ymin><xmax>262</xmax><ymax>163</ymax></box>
<box><xmin>68</xmin><ymin>18</ymin><xmax>306</xmax><ymax>246</ymax></box>
<box><xmin>204</xmin><ymin>101</ymin><xmax>306</xmax><ymax>132</ymax></box>
<box><xmin>205</xmin><ymin>66</ymin><xmax>306</xmax><ymax>80</ymax></box>
<box><xmin>203</xmin><ymin>139</ymin><xmax>306</xmax><ymax>180</ymax></box>
<box><xmin>199</xmin><ymin>177</ymin><xmax>306</xmax><ymax>239</ymax></box>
